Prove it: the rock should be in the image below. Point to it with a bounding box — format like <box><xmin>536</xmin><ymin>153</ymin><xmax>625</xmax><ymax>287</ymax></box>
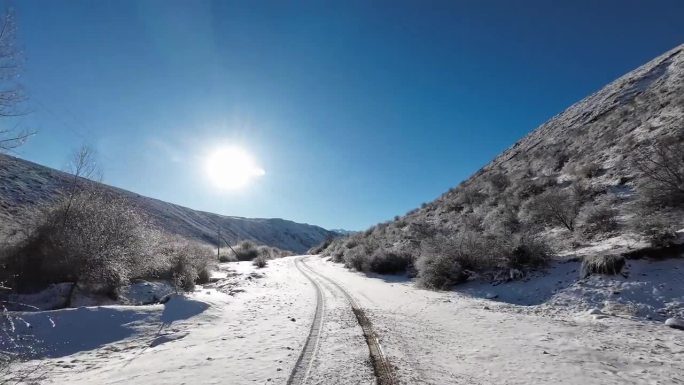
<box><xmin>593</xmin><ymin>314</ymin><xmax>609</xmax><ymax>320</ymax></box>
<box><xmin>587</xmin><ymin>308</ymin><xmax>602</xmax><ymax>315</ymax></box>
<box><xmin>665</xmin><ymin>318</ymin><xmax>684</xmax><ymax>330</ymax></box>
<box><xmin>485</xmin><ymin>292</ymin><xmax>498</xmax><ymax>300</ymax></box>
<box><xmin>290</xmin><ymin>317</ymin><xmax>296</xmax><ymax>322</ymax></box>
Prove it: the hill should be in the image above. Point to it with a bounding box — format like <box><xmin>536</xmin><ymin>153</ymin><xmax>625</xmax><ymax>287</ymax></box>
<box><xmin>318</xmin><ymin>44</ymin><xmax>684</xmax><ymax>285</ymax></box>
<box><xmin>0</xmin><ymin>154</ymin><xmax>334</xmax><ymax>253</ymax></box>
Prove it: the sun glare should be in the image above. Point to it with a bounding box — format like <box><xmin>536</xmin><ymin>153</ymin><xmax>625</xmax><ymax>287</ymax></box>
<box><xmin>205</xmin><ymin>146</ymin><xmax>265</xmax><ymax>190</ymax></box>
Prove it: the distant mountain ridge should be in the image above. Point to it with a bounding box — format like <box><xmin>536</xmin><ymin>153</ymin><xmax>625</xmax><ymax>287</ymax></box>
<box><xmin>0</xmin><ymin>154</ymin><xmax>335</xmax><ymax>253</ymax></box>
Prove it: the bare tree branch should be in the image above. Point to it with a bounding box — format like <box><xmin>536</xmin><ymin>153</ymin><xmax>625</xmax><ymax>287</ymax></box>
<box><xmin>0</xmin><ymin>9</ymin><xmax>29</xmax><ymax>153</ymax></box>
<box><xmin>634</xmin><ymin>137</ymin><xmax>684</xmax><ymax>207</ymax></box>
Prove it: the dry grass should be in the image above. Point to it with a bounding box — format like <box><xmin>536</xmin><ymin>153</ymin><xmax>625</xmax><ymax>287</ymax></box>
<box><xmin>580</xmin><ymin>254</ymin><xmax>626</xmax><ymax>278</ymax></box>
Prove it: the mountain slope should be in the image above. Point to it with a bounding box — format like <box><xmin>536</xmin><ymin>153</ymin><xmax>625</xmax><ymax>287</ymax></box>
<box><xmin>0</xmin><ymin>154</ymin><xmax>335</xmax><ymax>253</ymax></box>
<box><xmin>320</xmin><ymin>43</ymin><xmax>684</xmax><ymax>275</ymax></box>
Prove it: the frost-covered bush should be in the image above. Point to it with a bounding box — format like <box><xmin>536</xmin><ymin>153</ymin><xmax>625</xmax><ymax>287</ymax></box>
<box><xmin>218</xmin><ymin>250</ymin><xmax>237</xmax><ymax>263</ymax></box>
<box><xmin>525</xmin><ymin>187</ymin><xmax>582</xmax><ymax>232</ymax></box>
<box><xmin>157</xmin><ymin>239</ymin><xmax>216</xmax><ymax>292</ymax></box>
<box><xmin>343</xmin><ymin>246</ymin><xmax>368</xmax><ymax>271</ymax></box>
<box><xmin>7</xmin><ymin>190</ymin><xmax>155</xmax><ymax>295</ymax></box>
<box><xmin>367</xmin><ymin>249</ymin><xmax>410</xmax><ymax>274</ymax></box>
<box><xmin>230</xmin><ymin>241</ymin><xmax>260</xmax><ymax>261</ymax></box>
<box><xmin>504</xmin><ymin>233</ymin><xmax>551</xmax><ymax>269</ymax></box>
<box><xmin>415</xmin><ymin>253</ymin><xmax>466</xmax><ymax>290</ymax></box>
<box><xmin>630</xmin><ymin>214</ymin><xmax>678</xmax><ymax>248</ymax></box>
<box><xmin>252</xmin><ymin>255</ymin><xmax>268</xmax><ymax>268</ymax></box>
<box><xmin>634</xmin><ymin>137</ymin><xmax>684</xmax><ymax>208</ymax></box>
<box><xmin>485</xmin><ymin>171</ymin><xmax>510</xmax><ymax>193</ymax></box>
<box><xmin>582</xmin><ymin>204</ymin><xmax>619</xmax><ymax>235</ymax></box>
<box><xmin>308</xmin><ymin>238</ymin><xmax>333</xmax><ymax>255</ymax></box>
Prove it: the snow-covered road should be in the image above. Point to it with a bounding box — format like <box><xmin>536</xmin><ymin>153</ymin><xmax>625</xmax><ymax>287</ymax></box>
<box><xmin>10</xmin><ymin>256</ymin><xmax>684</xmax><ymax>385</ymax></box>
<box><xmin>304</xmin><ymin>257</ymin><xmax>684</xmax><ymax>385</ymax></box>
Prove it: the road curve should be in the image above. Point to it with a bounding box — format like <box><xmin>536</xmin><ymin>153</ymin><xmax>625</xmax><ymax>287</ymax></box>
<box><xmin>299</xmin><ymin>257</ymin><xmax>397</xmax><ymax>385</ymax></box>
<box><xmin>287</xmin><ymin>258</ymin><xmax>326</xmax><ymax>385</ymax></box>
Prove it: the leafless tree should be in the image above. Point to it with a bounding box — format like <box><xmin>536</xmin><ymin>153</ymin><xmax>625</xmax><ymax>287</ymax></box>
<box><xmin>65</xmin><ymin>144</ymin><xmax>102</xmax><ymax>182</ymax></box>
<box><xmin>528</xmin><ymin>187</ymin><xmax>582</xmax><ymax>232</ymax></box>
<box><xmin>0</xmin><ymin>9</ymin><xmax>30</xmax><ymax>152</ymax></box>
<box><xmin>60</xmin><ymin>144</ymin><xmax>102</xmax><ymax>228</ymax></box>
<box><xmin>634</xmin><ymin>137</ymin><xmax>684</xmax><ymax>207</ymax></box>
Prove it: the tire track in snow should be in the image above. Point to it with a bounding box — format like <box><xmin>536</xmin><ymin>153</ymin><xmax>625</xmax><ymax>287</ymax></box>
<box><xmin>288</xmin><ymin>257</ymin><xmax>325</xmax><ymax>385</ymax></box>
<box><xmin>300</xmin><ymin>258</ymin><xmax>398</xmax><ymax>385</ymax></box>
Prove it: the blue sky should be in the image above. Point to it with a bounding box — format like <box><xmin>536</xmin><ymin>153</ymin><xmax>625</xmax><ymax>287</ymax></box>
<box><xmin>10</xmin><ymin>0</ymin><xmax>684</xmax><ymax>230</ymax></box>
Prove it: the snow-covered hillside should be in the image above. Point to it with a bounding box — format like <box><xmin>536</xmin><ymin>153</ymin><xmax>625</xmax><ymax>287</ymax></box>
<box><xmin>0</xmin><ymin>154</ymin><xmax>335</xmax><ymax>253</ymax></box>
<box><xmin>319</xmin><ymin>43</ymin><xmax>684</xmax><ymax>278</ymax></box>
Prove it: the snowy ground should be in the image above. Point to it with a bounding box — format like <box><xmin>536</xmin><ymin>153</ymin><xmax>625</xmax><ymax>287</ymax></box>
<box><xmin>305</xmin><ymin>257</ymin><xmax>684</xmax><ymax>385</ymax></box>
<box><xmin>5</xmin><ymin>256</ymin><xmax>684</xmax><ymax>385</ymax></box>
<box><xmin>6</xmin><ymin>259</ymin><xmax>315</xmax><ymax>384</ymax></box>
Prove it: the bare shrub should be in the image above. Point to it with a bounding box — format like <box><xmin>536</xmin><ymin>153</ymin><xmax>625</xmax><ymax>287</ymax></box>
<box><xmin>344</xmin><ymin>246</ymin><xmax>368</xmax><ymax>271</ymax></box>
<box><xmin>415</xmin><ymin>251</ymin><xmax>466</xmax><ymax>290</ymax></box>
<box><xmin>458</xmin><ymin>185</ymin><xmax>487</xmax><ymax>207</ymax></box>
<box><xmin>485</xmin><ymin>171</ymin><xmax>509</xmax><ymax>193</ymax></box>
<box><xmin>504</xmin><ymin>232</ymin><xmax>551</xmax><ymax>269</ymax></box>
<box><xmin>367</xmin><ymin>249</ymin><xmax>410</xmax><ymax>274</ymax></box>
<box><xmin>341</xmin><ymin>236</ymin><xmax>379</xmax><ymax>272</ymax></box>
<box><xmin>218</xmin><ymin>250</ymin><xmax>237</xmax><ymax>263</ymax></box>
<box><xmin>582</xmin><ymin>204</ymin><xmax>619</xmax><ymax>235</ymax></box>
<box><xmin>580</xmin><ymin>254</ymin><xmax>625</xmax><ymax>278</ymax></box>
<box><xmin>482</xmin><ymin>203</ymin><xmax>520</xmax><ymax>234</ymax></box>
<box><xmin>0</xmin><ymin>10</ymin><xmax>31</xmax><ymax>152</ymax></box>
<box><xmin>252</xmin><ymin>255</ymin><xmax>268</xmax><ymax>268</ymax></box>
<box><xmin>345</xmin><ymin>239</ymin><xmax>359</xmax><ymax>249</ymax></box>
<box><xmin>526</xmin><ymin>187</ymin><xmax>582</xmax><ymax>231</ymax></box>
<box><xmin>308</xmin><ymin>238</ymin><xmax>333</xmax><ymax>255</ymax></box>
<box><xmin>7</xmin><ymin>190</ymin><xmax>153</xmax><ymax>295</ymax></box>
<box><xmin>256</xmin><ymin>245</ymin><xmax>292</xmax><ymax>259</ymax></box>
<box><xmin>230</xmin><ymin>241</ymin><xmax>259</xmax><ymax>261</ymax></box>
<box><xmin>158</xmin><ymin>240</ymin><xmax>216</xmax><ymax>292</ymax></box>
<box><xmin>630</xmin><ymin>214</ymin><xmax>678</xmax><ymax>248</ymax></box>
<box><xmin>634</xmin><ymin>137</ymin><xmax>684</xmax><ymax>208</ymax></box>
<box><xmin>460</xmin><ymin>213</ymin><xmax>484</xmax><ymax>232</ymax></box>
<box><xmin>515</xmin><ymin>176</ymin><xmax>556</xmax><ymax>199</ymax></box>
<box><xmin>577</xmin><ymin>162</ymin><xmax>604</xmax><ymax>179</ymax></box>
<box><xmin>222</xmin><ymin>241</ymin><xmax>290</xmax><ymax>263</ymax></box>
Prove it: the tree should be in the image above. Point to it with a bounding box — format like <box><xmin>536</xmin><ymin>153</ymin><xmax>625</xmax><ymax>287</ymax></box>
<box><xmin>528</xmin><ymin>187</ymin><xmax>582</xmax><ymax>232</ymax></box>
<box><xmin>634</xmin><ymin>137</ymin><xmax>684</xmax><ymax>207</ymax></box>
<box><xmin>60</xmin><ymin>145</ymin><xmax>102</xmax><ymax>229</ymax></box>
<box><xmin>0</xmin><ymin>9</ymin><xmax>30</xmax><ymax>152</ymax></box>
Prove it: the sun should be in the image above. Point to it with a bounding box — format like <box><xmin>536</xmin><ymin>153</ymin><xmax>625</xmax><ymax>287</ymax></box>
<box><xmin>205</xmin><ymin>146</ymin><xmax>265</xmax><ymax>190</ymax></box>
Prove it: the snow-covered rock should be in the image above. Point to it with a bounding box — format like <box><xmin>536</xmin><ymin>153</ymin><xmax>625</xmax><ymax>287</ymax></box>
<box><xmin>2</xmin><ymin>283</ymin><xmax>73</xmax><ymax>311</ymax></box>
<box><xmin>665</xmin><ymin>318</ymin><xmax>684</xmax><ymax>330</ymax></box>
<box><xmin>121</xmin><ymin>280</ymin><xmax>176</xmax><ymax>305</ymax></box>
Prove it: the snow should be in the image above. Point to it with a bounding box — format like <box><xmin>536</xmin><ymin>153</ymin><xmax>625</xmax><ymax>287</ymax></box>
<box><xmin>305</xmin><ymin>256</ymin><xmax>684</xmax><ymax>385</ymax></box>
<box><xmin>4</xmin><ymin>260</ymin><xmax>316</xmax><ymax>384</ymax></box>
<box><xmin>5</xmin><ymin>256</ymin><xmax>683</xmax><ymax>384</ymax></box>
<box><xmin>665</xmin><ymin>318</ymin><xmax>684</xmax><ymax>330</ymax></box>
<box><xmin>120</xmin><ymin>281</ymin><xmax>176</xmax><ymax>305</ymax></box>
<box><xmin>457</xmin><ymin>258</ymin><xmax>684</xmax><ymax>320</ymax></box>
<box><xmin>3</xmin><ymin>283</ymin><xmax>73</xmax><ymax>311</ymax></box>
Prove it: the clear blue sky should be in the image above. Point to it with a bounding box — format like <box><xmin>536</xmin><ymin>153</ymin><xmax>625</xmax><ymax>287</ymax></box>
<box><xmin>10</xmin><ymin>0</ymin><xmax>684</xmax><ymax>230</ymax></box>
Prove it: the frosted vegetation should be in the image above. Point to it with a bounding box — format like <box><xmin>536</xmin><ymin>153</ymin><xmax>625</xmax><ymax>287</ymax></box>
<box><xmin>314</xmin><ymin>45</ymin><xmax>684</xmax><ymax>290</ymax></box>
